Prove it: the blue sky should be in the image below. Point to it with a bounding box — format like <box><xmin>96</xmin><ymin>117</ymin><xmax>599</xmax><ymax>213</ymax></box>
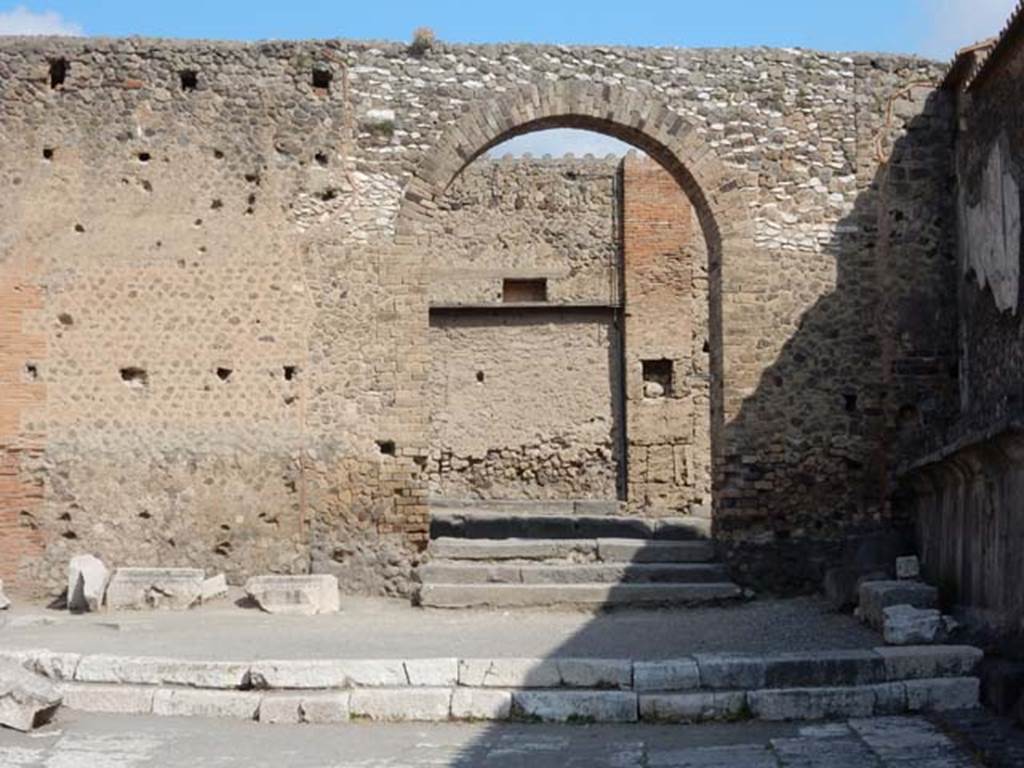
<box><xmin>0</xmin><ymin>1</ymin><xmax>1015</xmax><ymax>155</ymax></box>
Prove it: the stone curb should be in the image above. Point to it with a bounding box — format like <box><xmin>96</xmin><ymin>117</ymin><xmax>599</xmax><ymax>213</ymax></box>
<box><xmin>1</xmin><ymin>646</ymin><xmax>982</xmax><ymax>693</ymax></box>
<box><xmin>54</xmin><ymin>677</ymin><xmax>980</xmax><ymax>724</ymax></box>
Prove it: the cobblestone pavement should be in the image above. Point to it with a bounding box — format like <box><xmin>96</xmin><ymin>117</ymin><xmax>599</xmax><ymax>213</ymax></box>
<box><xmin>0</xmin><ymin>712</ymin><xmax>986</xmax><ymax>767</ymax></box>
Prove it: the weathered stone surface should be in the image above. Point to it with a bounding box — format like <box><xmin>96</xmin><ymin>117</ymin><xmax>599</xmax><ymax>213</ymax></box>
<box><xmin>457</xmin><ymin>658</ymin><xmax>631</xmax><ymax>689</ymax></box>
<box><xmin>511</xmin><ymin>690</ymin><xmax>638</xmax><ymax>723</ymax></box>
<box><xmin>883</xmin><ymin>604</ymin><xmax>943</xmax><ymax>645</ymax></box>
<box><xmin>349</xmin><ymin>688</ymin><xmax>452</xmax><ymax>721</ymax></box>
<box><xmin>693</xmin><ymin>654</ymin><xmax>767</xmax><ymax>689</ymax></box>
<box><xmin>905</xmin><ymin>677</ymin><xmax>980</xmax><ymax>712</ymax></box>
<box><xmin>75</xmin><ymin>654</ymin><xmax>248</xmax><ymax>688</ymax></box>
<box><xmin>633</xmin><ymin>660</ymin><xmax>701</xmax><ymax>692</ymax></box>
<box><xmin>2</xmin><ymin>650</ymin><xmax>81</xmax><ymax>681</ymax></box>
<box><xmin>639</xmin><ymin>691</ymin><xmax>746</xmax><ymax>723</ymax></box>
<box><xmin>874</xmin><ymin>645</ymin><xmax>983</xmax><ymax>681</ymax></box>
<box><xmin>248</xmin><ymin>659</ymin><xmax>405</xmax><ymax>689</ymax></box>
<box><xmin>0</xmin><ymin>580</ymin><xmax>10</xmax><ymax>611</ymax></box>
<box><xmin>152</xmin><ymin>688</ymin><xmax>262</xmax><ymax>720</ymax></box>
<box><xmin>201</xmin><ymin>574</ymin><xmax>228</xmax><ymax>603</ymax></box>
<box><xmin>895</xmin><ymin>556</ymin><xmax>920</xmax><ymax>580</ymax></box>
<box><xmin>258</xmin><ymin>693</ymin><xmax>303</xmax><ymax>724</ymax></box>
<box><xmin>105</xmin><ymin>568</ymin><xmax>204</xmax><ymax>611</ymax></box>
<box><xmin>59</xmin><ymin>682</ymin><xmax>154</xmax><ymax>714</ymax></box>
<box><xmin>67</xmin><ymin>554</ymin><xmax>110</xmax><ymax>613</ymax></box>
<box><xmin>761</xmin><ymin>650</ymin><xmax>886</xmax><ymax>688</ymax></box>
<box><xmin>858</xmin><ymin>581</ymin><xmax>938</xmax><ymax>630</ymax></box>
<box><xmin>0</xmin><ymin>660</ymin><xmax>61</xmax><ymax>732</ymax></box>
<box><xmin>299</xmin><ymin>692</ymin><xmax>351</xmax><ymax>723</ymax></box>
<box><xmin>404</xmin><ymin>658</ymin><xmax>458</xmax><ymax>687</ymax></box>
<box><xmin>244</xmin><ymin>575</ymin><xmax>339</xmax><ymax>616</ymax></box>
<box><xmin>747</xmin><ymin>685</ymin><xmax>881</xmax><ymax>721</ymax></box>
<box><xmin>450</xmin><ymin>688</ymin><xmax>512</xmax><ymax>720</ymax></box>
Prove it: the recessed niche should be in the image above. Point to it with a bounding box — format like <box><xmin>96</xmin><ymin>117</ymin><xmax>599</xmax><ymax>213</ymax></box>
<box><xmin>312</xmin><ymin>67</ymin><xmax>332</xmax><ymax>90</ymax></box>
<box><xmin>120</xmin><ymin>367</ymin><xmax>148</xmax><ymax>388</ymax></box>
<box><xmin>377</xmin><ymin>439</ymin><xmax>396</xmax><ymax>456</ymax></box>
<box><xmin>502</xmin><ymin>278</ymin><xmax>547</xmax><ymax>303</ymax></box>
<box><xmin>642</xmin><ymin>359</ymin><xmax>673</xmax><ymax>398</ymax></box>
<box><xmin>49</xmin><ymin>58</ymin><xmax>68</xmax><ymax>89</ymax></box>
<box><xmin>179</xmin><ymin>69</ymin><xmax>198</xmax><ymax>91</ymax></box>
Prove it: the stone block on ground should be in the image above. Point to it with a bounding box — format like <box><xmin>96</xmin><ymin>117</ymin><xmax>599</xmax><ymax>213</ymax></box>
<box><xmin>67</xmin><ymin>554</ymin><xmax>110</xmax><ymax>613</ymax></box>
<box><xmin>747</xmin><ymin>684</ymin><xmax>894</xmax><ymax>721</ymax></box>
<box><xmin>299</xmin><ymin>692</ymin><xmax>350</xmax><ymax>724</ymax></box>
<box><xmin>59</xmin><ymin>683</ymin><xmax>154</xmax><ymax>714</ymax></box>
<box><xmin>0</xmin><ymin>580</ymin><xmax>10</xmax><ymax>611</ymax></box>
<box><xmin>633</xmin><ymin>660</ymin><xmax>701</xmax><ymax>692</ymax></box>
<box><xmin>895</xmin><ymin>555</ymin><xmax>920</xmax><ymax>580</ymax></box>
<box><xmin>0</xmin><ymin>660</ymin><xmax>62</xmax><ymax>732</ymax></box>
<box><xmin>451</xmin><ymin>688</ymin><xmax>512</xmax><ymax>720</ymax></box>
<box><xmin>883</xmin><ymin>605</ymin><xmax>943</xmax><ymax>645</ymax></box>
<box><xmin>201</xmin><ymin>574</ymin><xmax>228</xmax><ymax>603</ymax></box>
<box><xmin>152</xmin><ymin>688</ymin><xmax>262</xmax><ymax>720</ymax></box>
<box><xmin>105</xmin><ymin>568</ymin><xmax>204</xmax><ymax>611</ymax></box>
<box><xmin>244</xmin><ymin>575</ymin><xmax>339</xmax><ymax>616</ymax></box>
<box><xmin>404</xmin><ymin>658</ymin><xmax>458</xmax><ymax>687</ymax></box>
<box><xmin>858</xmin><ymin>580</ymin><xmax>938</xmax><ymax>630</ymax></box>
<box><xmin>874</xmin><ymin>645</ymin><xmax>983</xmax><ymax>681</ymax></box>
<box><xmin>349</xmin><ymin>688</ymin><xmax>452</xmax><ymax>721</ymax></box>
<box><xmin>457</xmin><ymin>658</ymin><xmax>631</xmax><ymax>689</ymax></box>
<box><xmin>258</xmin><ymin>693</ymin><xmax>303</xmax><ymax>724</ymax></box>
<box><xmin>639</xmin><ymin>691</ymin><xmax>747</xmax><ymax>723</ymax></box>
<box><xmin>511</xmin><ymin>690</ymin><xmax>638</xmax><ymax>723</ymax></box>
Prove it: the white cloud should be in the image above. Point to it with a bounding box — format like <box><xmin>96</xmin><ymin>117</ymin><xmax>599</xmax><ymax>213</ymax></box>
<box><xmin>488</xmin><ymin>128</ymin><xmax>633</xmax><ymax>158</ymax></box>
<box><xmin>919</xmin><ymin>0</ymin><xmax>1017</xmax><ymax>60</ymax></box>
<box><xmin>0</xmin><ymin>5</ymin><xmax>82</xmax><ymax>36</ymax></box>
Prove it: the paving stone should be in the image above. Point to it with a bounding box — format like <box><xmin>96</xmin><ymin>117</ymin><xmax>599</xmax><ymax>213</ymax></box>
<box><xmin>244</xmin><ymin>575</ymin><xmax>339</xmax><ymax>616</ymax></box>
<box><xmin>882</xmin><ymin>605</ymin><xmax>942</xmax><ymax>645</ymax></box>
<box><xmin>858</xmin><ymin>581</ymin><xmax>937</xmax><ymax>630</ymax></box>
<box><xmin>633</xmin><ymin>659</ymin><xmax>701</xmax><ymax>691</ymax></box>
<box><xmin>105</xmin><ymin>568</ymin><xmax>205</xmax><ymax>611</ymax></box>
<box><xmin>404</xmin><ymin>658</ymin><xmax>458</xmax><ymax>686</ymax></box>
<box><xmin>349</xmin><ymin>688</ymin><xmax>452</xmax><ymax>721</ymax></box>
<box><xmin>511</xmin><ymin>690</ymin><xmax>638</xmax><ymax>722</ymax></box>
<box><xmin>874</xmin><ymin>645</ymin><xmax>983</xmax><ymax>681</ymax></box>
<box><xmin>904</xmin><ymin>677</ymin><xmax>980</xmax><ymax>712</ymax></box>
<box><xmin>0</xmin><ymin>660</ymin><xmax>61</xmax><ymax>732</ymax></box>
<box><xmin>152</xmin><ymin>688</ymin><xmax>262</xmax><ymax>720</ymax></box>
<box><xmin>771</xmin><ymin>734</ymin><xmax>881</xmax><ymax>768</ymax></box>
<box><xmin>67</xmin><ymin>554</ymin><xmax>110</xmax><ymax>613</ymax></box>
<box><xmin>457</xmin><ymin>658</ymin><xmax>631</xmax><ymax>689</ymax></box>
<box><xmin>201</xmin><ymin>574</ymin><xmax>228</xmax><ymax>603</ymax></box>
<box><xmin>75</xmin><ymin>654</ymin><xmax>249</xmax><ymax>688</ymax></box>
<box><xmin>450</xmin><ymin>688</ymin><xmax>512</xmax><ymax>720</ymax></box>
<box><xmin>850</xmin><ymin>716</ymin><xmax>977</xmax><ymax>767</ymax></box>
<box><xmin>647</xmin><ymin>744</ymin><xmax>778</xmax><ymax>767</ymax></box>
<box><xmin>248</xmin><ymin>659</ymin><xmax>406</xmax><ymax>689</ymax></box>
<box><xmin>59</xmin><ymin>682</ymin><xmax>155</xmax><ymax>714</ymax></box>
<box><xmin>639</xmin><ymin>691</ymin><xmax>747</xmax><ymax>723</ymax></box>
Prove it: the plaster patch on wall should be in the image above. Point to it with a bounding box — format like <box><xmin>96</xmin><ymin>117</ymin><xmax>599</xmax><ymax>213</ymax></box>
<box><xmin>961</xmin><ymin>139</ymin><xmax>1021</xmax><ymax>314</ymax></box>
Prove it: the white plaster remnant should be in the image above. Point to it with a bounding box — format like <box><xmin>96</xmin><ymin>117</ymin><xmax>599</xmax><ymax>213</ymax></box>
<box><xmin>961</xmin><ymin>139</ymin><xmax>1021</xmax><ymax>313</ymax></box>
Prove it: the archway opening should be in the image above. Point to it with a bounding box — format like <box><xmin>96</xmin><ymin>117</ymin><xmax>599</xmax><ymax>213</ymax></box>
<box><xmin>422</xmin><ymin>124</ymin><xmax>717</xmax><ymax>520</ymax></box>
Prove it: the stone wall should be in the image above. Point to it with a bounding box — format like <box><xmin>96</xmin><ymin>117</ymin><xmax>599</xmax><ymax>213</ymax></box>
<box><xmin>0</xmin><ymin>36</ymin><xmax>956</xmax><ymax>596</ymax></box>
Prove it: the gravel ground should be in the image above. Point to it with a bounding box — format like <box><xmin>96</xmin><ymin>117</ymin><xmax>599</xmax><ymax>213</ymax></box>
<box><xmin>0</xmin><ymin>594</ymin><xmax>880</xmax><ymax>660</ymax></box>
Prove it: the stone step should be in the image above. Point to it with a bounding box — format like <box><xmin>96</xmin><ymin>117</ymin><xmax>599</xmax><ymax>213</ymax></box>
<box><xmin>419</xmin><ymin>561</ymin><xmax>731</xmax><ymax>585</ymax></box>
<box><xmin>429</xmin><ymin>498</ymin><xmax>622</xmax><ymax>517</ymax></box>
<box><xmin>430</xmin><ymin>512</ymin><xmax>711</xmax><ymax>541</ymax></box>
<box><xmin>428</xmin><ymin>537</ymin><xmax>716</xmax><ymax>563</ymax></box>
<box><xmin>417</xmin><ymin>581</ymin><xmax>742</xmax><ymax>608</ymax></box>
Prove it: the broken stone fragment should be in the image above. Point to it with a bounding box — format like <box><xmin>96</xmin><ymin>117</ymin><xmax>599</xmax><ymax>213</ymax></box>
<box><xmin>201</xmin><ymin>574</ymin><xmax>228</xmax><ymax>603</ymax></box>
<box><xmin>882</xmin><ymin>604</ymin><xmax>943</xmax><ymax>645</ymax></box>
<box><xmin>105</xmin><ymin>568</ymin><xmax>204</xmax><ymax>611</ymax></box>
<box><xmin>244</xmin><ymin>574</ymin><xmax>339</xmax><ymax>615</ymax></box>
<box><xmin>895</xmin><ymin>555</ymin><xmax>920</xmax><ymax>580</ymax></box>
<box><xmin>67</xmin><ymin>554</ymin><xmax>110</xmax><ymax>613</ymax></box>
<box><xmin>858</xmin><ymin>580</ymin><xmax>938</xmax><ymax>630</ymax></box>
<box><xmin>0</xmin><ymin>580</ymin><xmax>10</xmax><ymax>611</ymax></box>
<box><xmin>0</xmin><ymin>660</ymin><xmax>62</xmax><ymax>732</ymax></box>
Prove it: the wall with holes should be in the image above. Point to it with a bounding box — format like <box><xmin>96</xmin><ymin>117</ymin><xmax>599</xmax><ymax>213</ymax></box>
<box><xmin>0</xmin><ymin>37</ymin><xmax>958</xmax><ymax>596</ymax></box>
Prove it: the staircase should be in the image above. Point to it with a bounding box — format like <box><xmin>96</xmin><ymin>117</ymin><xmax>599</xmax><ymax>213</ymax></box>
<box><xmin>416</xmin><ymin>499</ymin><xmax>743</xmax><ymax>608</ymax></box>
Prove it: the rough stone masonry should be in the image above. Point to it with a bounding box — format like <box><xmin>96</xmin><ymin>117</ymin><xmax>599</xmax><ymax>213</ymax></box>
<box><xmin>0</xmin><ymin>35</ymin><xmax>959</xmax><ymax>598</ymax></box>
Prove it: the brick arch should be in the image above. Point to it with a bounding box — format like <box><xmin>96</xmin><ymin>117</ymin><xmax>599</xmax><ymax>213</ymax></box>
<box><xmin>392</xmin><ymin>81</ymin><xmax>757</xmax><ymax>522</ymax></box>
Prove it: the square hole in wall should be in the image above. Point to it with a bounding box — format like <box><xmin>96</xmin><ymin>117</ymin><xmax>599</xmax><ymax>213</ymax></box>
<box><xmin>376</xmin><ymin>439</ymin><xmax>396</xmax><ymax>456</ymax></box>
<box><xmin>642</xmin><ymin>359</ymin><xmax>673</xmax><ymax>398</ymax></box>
<box><xmin>49</xmin><ymin>58</ymin><xmax>68</xmax><ymax>89</ymax></box>
<box><xmin>312</xmin><ymin>67</ymin><xmax>332</xmax><ymax>91</ymax></box>
<box><xmin>502</xmin><ymin>278</ymin><xmax>547</xmax><ymax>303</ymax></box>
<box><xmin>179</xmin><ymin>69</ymin><xmax>198</xmax><ymax>91</ymax></box>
